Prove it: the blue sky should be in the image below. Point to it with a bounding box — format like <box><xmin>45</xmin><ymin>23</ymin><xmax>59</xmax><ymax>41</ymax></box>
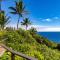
<box><xmin>1</xmin><ymin>0</ymin><xmax>60</xmax><ymax>31</ymax></box>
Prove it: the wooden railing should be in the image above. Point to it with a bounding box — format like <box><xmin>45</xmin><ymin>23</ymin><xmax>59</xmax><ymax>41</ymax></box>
<box><xmin>1</xmin><ymin>44</ymin><xmax>38</xmax><ymax>60</ymax></box>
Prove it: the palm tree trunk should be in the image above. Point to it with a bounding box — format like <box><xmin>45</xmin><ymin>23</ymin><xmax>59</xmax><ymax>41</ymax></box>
<box><xmin>26</xmin><ymin>25</ymin><xmax>28</xmax><ymax>30</ymax></box>
<box><xmin>17</xmin><ymin>16</ymin><xmax>20</xmax><ymax>29</ymax></box>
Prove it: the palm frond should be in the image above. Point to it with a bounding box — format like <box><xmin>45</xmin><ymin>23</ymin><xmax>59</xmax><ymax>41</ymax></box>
<box><xmin>9</xmin><ymin>7</ymin><xmax>16</xmax><ymax>12</ymax></box>
<box><xmin>10</xmin><ymin>12</ymin><xmax>17</xmax><ymax>14</ymax></box>
<box><xmin>21</xmin><ymin>18</ymin><xmax>31</xmax><ymax>26</ymax></box>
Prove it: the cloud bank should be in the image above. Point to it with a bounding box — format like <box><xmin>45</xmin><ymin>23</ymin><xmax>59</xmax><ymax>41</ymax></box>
<box><xmin>29</xmin><ymin>25</ymin><xmax>60</xmax><ymax>32</ymax></box>
<box><xmin>6</xmin><ymin>24</ymin><xmax>60</xmax><ymax>32</ymax></box>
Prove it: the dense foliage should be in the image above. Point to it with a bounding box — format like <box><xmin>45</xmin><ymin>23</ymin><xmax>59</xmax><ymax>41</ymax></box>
<box><xmin>0</xmin><ymin>0</ymin><xmax>60</xmax><ymax>60</ymax></box>
<box><xmin>0</xmin><ymin>29</ymin><xmax>60</xmax><ymax>60</ymax></box>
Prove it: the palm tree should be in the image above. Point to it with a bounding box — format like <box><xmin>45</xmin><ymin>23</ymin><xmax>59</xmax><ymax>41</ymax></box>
<box><xmin>21</xmin><ymin>18</ymin><xmax>31</xmax><ymax>30</ymax></box>
<box><xmin>0</xmin><ymin>11</ymin><xmax>10</xmax><ymax>29</ymax></box>
<box><xmin>9</xmin><ymin>0</ymin><xmax>27</xmax><ymax>29</ymax></box>
<box><xmin>29</xmin><ymin>27</ymin><xmax>37</xmax><ymax>34</ymax></box>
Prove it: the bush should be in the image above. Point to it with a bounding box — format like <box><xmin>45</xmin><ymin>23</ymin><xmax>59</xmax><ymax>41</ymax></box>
<box><xmin>0</xmin><ymin>29</ymin><xmax>60</xmax><ymax>60</ymax></box>
<box><xmin>26</xmin><ymin>50</ymin><xmax>44</xmax><ymax>60</ymax></box>
<box><xmin>56</xmin><ymin>44</ymin><xmax>60</xmax><ymax>50</ymax></box>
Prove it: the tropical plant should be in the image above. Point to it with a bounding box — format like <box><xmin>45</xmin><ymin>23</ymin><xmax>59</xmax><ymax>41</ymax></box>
<box><xmin>56</xmin><ymin>44</ymin><xmax>60</xmax><ymax>50</ymax></box>
<box><xmin>29</xmin><ymin>27</ymin><xmax>37</xmax><ymax>34</ymax></box>
<box><xmin>21</xmin><ymin>18</ymin><xmax>31</xmax><ymax>30</ymax></box>
<box><xmin>9</xmin><ymin>0</ymin><xmax>27</xmax><ymax>29</ymax></box>
<box><xmin>0</xmin><ymin>11</ymin><xmax>10</xmax><ymax>30</ymax></box>
<box><xmin>0</xmin><ymin>29</ymin><xmax>60</xmax><ymax>60</ymax></box>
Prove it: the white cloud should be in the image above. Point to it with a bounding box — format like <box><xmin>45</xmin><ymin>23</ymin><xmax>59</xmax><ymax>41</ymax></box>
<box><xmin>53</xmin><ymin>17</ymin><xmax>59</xmax><ymax>19</ymax></box>
<box><xmin>38</xmin><ymin>27</ymin><xmax>60</xmax><ymax>32</ymax></box>
<box><xmin>42</xmin><ymin>18</ymin><xmax>51</xmax><ymax>22</ymax></box>
<box><xmin>46</xmin><ymin>18</ymin><xmax>51</xmax><ymax>21</ymax></box>
<box><xmin>29</xmin><ymin>25</ymin><xmax>60</xmax><ymax>32</ymax></box>
<box><xmin>41</xmin><ymin>17</ymin><xmax>60</xmax><ymax>22</ymax></box>
<box><xmin>6</xmin><ymin>24</ymin><xmax>60</xmax><ymax>32</ymax></box>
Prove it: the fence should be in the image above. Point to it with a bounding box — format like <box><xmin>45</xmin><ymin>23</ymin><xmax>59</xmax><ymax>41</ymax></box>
<box><xmin>1</xmin><ymin>44</ymin><xmax>38</xmax><ymax>60</ymax></box>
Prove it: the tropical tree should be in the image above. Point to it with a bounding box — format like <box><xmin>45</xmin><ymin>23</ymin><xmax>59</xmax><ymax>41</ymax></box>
<box><xmin>29</xmin><ymin>27</ymin><xmax>37</xmax><ymax>34</ymax></box>
<box><xmin>0</xmin><ymin>11</ymin><xmax>10</xmax><ymax>30</ymax></box>
<box><xmin>21</xmin><ymin>18</ymin><xmax>31</xmax><ymax>30</ymax></box>
<box><xmin>9</xmin><ymin>0</ymin><xmax>27</xmax><ymax>29</ymax></box>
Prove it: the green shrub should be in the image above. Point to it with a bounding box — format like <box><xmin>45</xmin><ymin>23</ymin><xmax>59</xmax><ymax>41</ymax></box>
<box><xmin>0</xmin><ymin>29</ymin><xmax>60</xmax><ymax>60</ymax></box>
<box><xmin>26</xmin><ymin>50</ymin><xmax>44</xmax><ymax>60</ymax></box>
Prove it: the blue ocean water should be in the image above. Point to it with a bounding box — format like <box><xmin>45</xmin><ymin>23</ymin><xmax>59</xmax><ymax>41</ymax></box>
<box><xmin>37</xmin><ymin>32</ymin><xmax>60</xmax><ymax>43</ymax></box>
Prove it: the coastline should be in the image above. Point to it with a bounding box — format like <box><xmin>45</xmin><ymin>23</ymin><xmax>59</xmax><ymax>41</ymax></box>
<box><xmin>37</xmin><ymin>32</ymin><xmax>60</xmax><ymax>43</ymax></box>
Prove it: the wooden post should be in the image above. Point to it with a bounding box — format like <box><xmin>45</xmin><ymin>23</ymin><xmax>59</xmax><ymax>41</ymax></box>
<box><xmin>1</xmin><ymin>44</ymin><xmax>37</xmax><ymax>60</ymax></box>
<box><xmin>11</xmin><ymin>53</ymin><xmax>15</xmax><ymax>60</ymax></box>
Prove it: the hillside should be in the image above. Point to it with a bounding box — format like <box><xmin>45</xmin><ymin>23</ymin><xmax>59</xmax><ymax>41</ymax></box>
<box><xmin>0</xmin><ymin>28</ymin><xmax>60</xmax><ymax>60</ymax></box>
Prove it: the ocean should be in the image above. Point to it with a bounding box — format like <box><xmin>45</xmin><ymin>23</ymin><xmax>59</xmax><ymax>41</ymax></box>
<box><xmin>37</xmin><ymin>32</ymin><xmax>60</xmax><ymax>43</ymax></box>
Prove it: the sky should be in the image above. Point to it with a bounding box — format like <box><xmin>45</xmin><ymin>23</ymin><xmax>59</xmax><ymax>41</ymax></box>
<box><xmin>1</xmin><ymin>0</ymin><xmax>60</xmax><ymax>31</ymax></box>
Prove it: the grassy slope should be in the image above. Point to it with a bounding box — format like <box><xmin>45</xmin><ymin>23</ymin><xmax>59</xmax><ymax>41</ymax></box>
<box><xmin>0</xmin><ymin>29</ymin><xmax>60</xmax><ymax>60</ymax></box>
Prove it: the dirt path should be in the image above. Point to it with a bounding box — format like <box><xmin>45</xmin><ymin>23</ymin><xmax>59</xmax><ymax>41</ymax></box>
<box><xmin>0</xmin><ymin>46</ymin><xmax>5</xmax><ymax>57</ymax></box>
